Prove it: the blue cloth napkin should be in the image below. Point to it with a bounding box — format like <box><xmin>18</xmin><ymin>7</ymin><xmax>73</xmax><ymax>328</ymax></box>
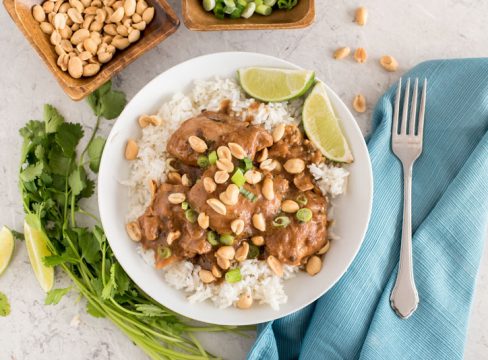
<box><xmin>248</xmin><ymin>59</ymin><xmax>488</xmax><ymax>360</ymax></box>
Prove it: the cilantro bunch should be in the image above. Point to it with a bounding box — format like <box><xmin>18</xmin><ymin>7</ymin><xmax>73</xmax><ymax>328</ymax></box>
<box><xmin>17</xmin><ymin>82</ymin><xmax>239</xmax><ymax>359</ymax></box>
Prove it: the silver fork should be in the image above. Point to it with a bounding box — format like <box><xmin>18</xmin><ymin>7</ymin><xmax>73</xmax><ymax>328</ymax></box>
<box><xmin>390</xmin><ymin>78</ymin><xmax>427</xmax><ymax>319</ymax></box>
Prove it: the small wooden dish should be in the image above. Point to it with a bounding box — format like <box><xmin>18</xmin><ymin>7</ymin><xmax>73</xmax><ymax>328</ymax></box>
<box><xmin>182</xmin><ymin>0</ymin><xmax>315</xmax><ymax>31</ymax></box>
<box><xmin>3</xmin><ymin>0</ymin><xmax>180</xmax><ymax>100</ymax></box>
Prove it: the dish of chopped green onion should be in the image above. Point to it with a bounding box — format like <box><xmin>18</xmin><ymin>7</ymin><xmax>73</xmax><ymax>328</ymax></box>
<box><xmin>202</xmin><ymin>0</ymin><xmax>299</xmax><ymax>20</ymax></box>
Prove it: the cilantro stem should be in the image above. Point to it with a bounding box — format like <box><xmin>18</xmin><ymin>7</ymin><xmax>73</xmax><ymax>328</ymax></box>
<box><xmin>77</xmin><ymin>208</ymin><xmax>100</xmax><ymax>223</ymax></box>
<box><xmin>81</xmin><ymin>116</ymin><xmax>102</xmax><ymax>159</ymax></box>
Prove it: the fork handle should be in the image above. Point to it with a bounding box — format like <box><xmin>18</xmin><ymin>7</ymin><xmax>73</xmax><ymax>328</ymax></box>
<box><xmin>390</xmin><ymin>162</ymin><xmax>419</xmax><ymax>319</ymax></box>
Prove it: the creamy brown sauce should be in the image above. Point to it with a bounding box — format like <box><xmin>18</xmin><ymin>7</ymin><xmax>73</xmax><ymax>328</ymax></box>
<box><xmin>138</xmin><ymin>110</ymin><xmax>328</xmax><ymax>271</ymax></box>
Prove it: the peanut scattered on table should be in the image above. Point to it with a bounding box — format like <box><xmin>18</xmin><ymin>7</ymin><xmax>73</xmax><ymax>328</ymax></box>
<box><xmin>32</xmin><ymin>0</ymin><xmax>155</xmax><ymax>78</ymax></box>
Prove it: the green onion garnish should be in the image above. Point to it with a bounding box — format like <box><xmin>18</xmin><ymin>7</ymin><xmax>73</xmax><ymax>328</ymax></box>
<box><xmin>296</xmin><ymin>208</ymin><xmax>313</xmax><ymax>223</ymax></box>
<box><xmin>213</xmin><ymin>2</ymin><xmax>225</xmax><ymax>18</ymax></box>
<box><xmin>255</xmin><ymin>4</ymin><xmax>272</xmax><ymax>15</ymax></box>
<box><xmin>207</xmin><ymin>231</ymin><xmax>219</xmax><ymax>246</ymax></box>
<box><xmin>231</xmin><ymin>169</ymin><xmax>246</xmax><ymax>187</ymax></box>
<box><xmin>247</xmin><ymin>244</ymin><xmax>259</xmax><ymax>259</ymax></box>
<box><xmin>219</xmin><ymin>234</ymin><xmax>235</xmax><ymax>245</ymax></box>
<box><xmin>203</xmin><ymin>0</ymin><xmax>216</xmax><ymax>11</ymax></box>
<box><xmin>157</xmin><ymin>246</ymin><xmax>171</xmax><ymax>259</ymax></box>
<box><xmin>272</xmin><ymin>216</ymin><xmax>290</xmax><ymax>228</ymax></box>
<box><xmin>181</xmin><ymin>201</ymin><xmax>189</xmax><ymax>210</ymax></box>
<box><xmin>208</xmin><ymin>151</ymin><xmax>218</xmax><ymax>165</ymax></box>
<box><xmin>185</xmin><ymin>209</ymin><xmax>198</xmax><ymax>223</ymax></box>
<box><xmin>241</xmin><ymin>157</ymin><xmax>253</xmax><ymax>171</ymax></box>
<box><xmin>225</xmin><ymin>268</ymin><xmax>242</xmax><ymax>283</ymax></box>
<box><xmin>197</xmin><ymin>155</ymin><xmax>209</xmax><ymax>168</ymax></box>
<box><xmin>239</xmin><ymin>187</ymin><xmax>257</xmax><ymax>202</ymax></box>
<box><xmin>296</xmin><ymin>194</ymin><xmax>308</xmax><ymax>206</ymax></box>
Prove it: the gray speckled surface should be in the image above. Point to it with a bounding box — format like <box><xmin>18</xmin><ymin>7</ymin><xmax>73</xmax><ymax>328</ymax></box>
<box><xmin>0</xmin><ymin>1</ymin><xmax>487</xmax><ymax>359</ymax></box>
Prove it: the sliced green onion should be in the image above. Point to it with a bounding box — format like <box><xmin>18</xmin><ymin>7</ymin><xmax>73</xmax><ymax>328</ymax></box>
<box><xmin>239</xmin><ymin>187</ymin><xmax>257</xmax><ymax>202</ymax></box>
<box><xmin>223</xmin><ymin>0</ymin><xmax>235</xmax><ymax>6</ymax></box>
<box><xmin>224</xmin><ymin>5</ymin><xmax>236</xmax><ymax>14</ymax></box>
<box><xmin>264</xmin><ymin>0</ymin><xmax>277</xmax><ymax>6</ymax></box>
<box><xmin>185</xmin><ymin>209</ymin><xmax>198</xmax><ymax>223</ymax></box>
<box><xmin>213</xmin><ymin>2</ymin><xmax>225</xmax><ymax>18</ymax></box>
<box><xmin>247</xmin><ymin>244</ymin><xmax>259</xmax><ymax>259</ymax></box>
<box><xmin>203</xmin><ymin>0</ymin><xmax>216</xmax><ymax>11</ymax></box>
<box><xmin>181</xmin><ymin>201</ymin><xmax>189</xmax><ymax>210</ymax></box>
<box><xmin>296</xmin><ymin>194</ymin><xmax>308</xmax><ymax>206</ymax></box>
<box><xmin>255</xmin><ymin>4</ymin><xmax>272</xmax><ymax>15</ymax></box>
<box><xmin>208</xmin><ymin>151</ymin><xmax>218</xmax><ymax>165</ymax></box>
<box><xmin>296</xmin><ymin>208</ymin><xmax>313</xmax><ymax>223</ymax></box>
<box><xmin>231</xmin><ymin>169</ymin><xmax>246</xmax><ymax>187</ymax></box>
<box><xmin>272</xmin><ymin>215</ymin><xmax>290</xmax><ymax>228</ymax></box>
<box><xmin>225</xmin><ymin>268</ymin><xmax>242</xmax><ymax>283</ymax></box>
<box><xmin>241</xmin><ymin>2</ymin><xmax>256</xmax><ymax>18</ymax></box>
<box><xmin>236</xmin><ymin>0</ymin><xmax>247</xmax><ymax>6</ymax></box>
<box><xmin>254</xmin><ymin>0</ymin><xmax>263</xmax><ymax>5</ymax></box>
<box><xmin>220</xmin><ymin>234</ymin><xmax>235</xmax><ymax>245</ymax></box>
<box><xmin>230</xmin><ymin>6</ymin><xmax>243</xmax><ymax>18</ymax></box>
<box><xmin>157</xmin><ymin>246</ymin><xmax>171</xmax><ymax>259</ymax></box>
<box><xmin>207</xmin><ymin>231</ymin><xmax>219</xmax><ymax>246</ymax></box>
<box><xmin>241</xmin><ymin>157</ymin><xmax>253</xmax><ymax>171</ymax></box>
<box><xmin>197</xmin><ymin>155</ymin><xmax>209</xmax><ymax>168</ymax></box>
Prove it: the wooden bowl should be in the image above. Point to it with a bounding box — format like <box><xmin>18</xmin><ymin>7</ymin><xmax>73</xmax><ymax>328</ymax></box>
<box><xmin>3</xmin><ymin>0</ymin><xmax>180</xmax><ymax>100</ymax></box>
<box><xmin>182</xmin><ymin>0</ymin><xmax>315</xmax><ymax>31</ymax></box>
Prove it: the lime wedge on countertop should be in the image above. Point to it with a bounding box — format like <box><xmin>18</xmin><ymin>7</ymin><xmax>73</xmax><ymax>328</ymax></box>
<box><xmin>238</xmin><ymin>67</ymin><xmax>315</xmax><ymax>102</ymax></box>
<box><xmin>303</xmin><ymin>82</ymin><xmax>354</xmax><ymax>163</ymax></box>
<box><xmin>0</xmin><ymin>226</ymin><xmax>14</xmax><ymax>276</ymax></box>
<box><xmin>24</xmin><ymin>214</ymin><xmax>54</xmax><ymax>292</ymax></box>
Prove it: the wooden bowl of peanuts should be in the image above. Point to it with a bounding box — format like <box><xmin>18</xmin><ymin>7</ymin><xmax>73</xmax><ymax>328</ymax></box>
<box><xmin>3</xmin><ymin>0</ymin><xmax>179</xmax><ymax>100</ymax></box>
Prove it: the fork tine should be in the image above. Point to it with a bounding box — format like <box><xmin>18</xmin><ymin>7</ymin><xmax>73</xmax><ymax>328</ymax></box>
<box><xmin>417</xmin><ymin>78</ymin><xmax>427</xmax><ymax>138</ymax></box>
<box><xmin>401</xmin><ymin>78</ymin><xmax>411</xmax><ymax>135</ymax></box>
<box><xmin>409</xmin><ymin>78</ymin><xmax>419</xmax><ymax>135</ymax></box>
<box><xmin>392</xmin><ymin>78</ymin><xmax>402</xmax><ymax>136</ymax></box>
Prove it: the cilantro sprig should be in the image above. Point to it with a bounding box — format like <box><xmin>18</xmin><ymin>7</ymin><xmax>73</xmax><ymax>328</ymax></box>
<box><xmin>17</xmin><ymin>81</ymin><xmax>243</xmax><ymax>359</ymax></box>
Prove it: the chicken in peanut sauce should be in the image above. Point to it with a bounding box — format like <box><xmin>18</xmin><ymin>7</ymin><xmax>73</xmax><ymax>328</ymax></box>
<box><xmin>128</xmin><ymin>107</ymin><xmax>329</xmax><ymax>282</ymax></box>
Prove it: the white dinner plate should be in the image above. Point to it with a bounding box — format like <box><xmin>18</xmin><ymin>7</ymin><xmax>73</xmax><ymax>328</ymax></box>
<box><xmin>98</xmin><ymin>52</ymin><xmax>373</xmax><ymax>326</ymax></box>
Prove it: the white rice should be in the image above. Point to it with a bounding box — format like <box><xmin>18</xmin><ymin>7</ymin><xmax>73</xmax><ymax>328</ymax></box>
<box><xmin>126</xmin><ymin>77</ymin><xmax>349</xmax><ymax>309</ymax></box>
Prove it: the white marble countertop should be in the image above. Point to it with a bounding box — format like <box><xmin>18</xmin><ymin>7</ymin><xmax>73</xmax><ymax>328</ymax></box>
<box><xmin>1</xmin><ymin>0</ymin><xmax>487</xmax><ymax>359</ymax></box>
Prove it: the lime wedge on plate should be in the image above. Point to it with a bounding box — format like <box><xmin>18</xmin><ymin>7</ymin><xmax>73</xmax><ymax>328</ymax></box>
<box><xmin>238</xmin><ymin>67</ymin><xmax>315</xmax><ymax>102</ymax></box>
<box><xmin>0</xmin><ymin>226</ymin><xmax>14</xmax><ymax>276</ymax></box>
<box><xmin>303</xmin><ymin>82</ymin><xmax>354</xmax><ymax>163</ymax></box>
<box><xmin>24</xmin><ymin>214</ymin><xmax>54</xmax><ymax>292</ymax></box>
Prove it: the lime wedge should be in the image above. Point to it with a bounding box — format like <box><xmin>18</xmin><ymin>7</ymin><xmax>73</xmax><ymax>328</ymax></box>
<box><xmin>238</xmin><ymin>67</ymin><xmax>315</xmax><ymax>102</ymax></box>
<box><xmin>24</xmin><ymin>214</ymin><xmax>54</xmax><ymax>292</ymax></box>
<box><xmin>303</xmin><ymin>82</ymin><xmax>354</xmax><ymax>163</ymax></box>
<box><xmin>0</xmin><ymin>226</ymin><xmax>14</xmax><ymax>276</ymax></box>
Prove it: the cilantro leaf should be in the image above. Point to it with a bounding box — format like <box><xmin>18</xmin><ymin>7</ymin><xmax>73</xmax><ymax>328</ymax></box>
<box><xmin>76</xmin><ymin>167</ymin><xmax>93</xmax><ymax>199</ymax></box>
<box><xmin>55</xmin><ymin>123</ymin><xmax>83</xmax><ymax>157</ymax></box>
<box><xmin>86</xmin><ymin>301</ymin><xmax>105</xmax><ymax>318</ymax></box>
<box><xmin>0</xmin><ymin>292</ymin><xmax>10</xmax><ymax>317</ymax></box>
<box><xmin>113</xmin><ymin>263</ymin><xmax>129</xmax><ymax>295</ymax></box>
<box><xmin>87</xmin><ymin>137</ymin><xmax>106</xmax><ymax>173</ymax></box>
<box><xmin>45</xmin><ymin>287</ymin><xmax>71</xmax><ymax>305</ymax></box>
<box><xmin>68</xmin><ymin>168</ymin><xmax>85</xmax><ymax>196</ymax></box>
<box><xmin>135</xmin><ymin>304</ymin><xmax>167</xmax><ymax>317</ymax></box>
<box><xmin>99</xmin><ymin>90</ymin><xmax>126</xmax><ymax>120</ymax></box>
<box><xmin>78</xmin><ymin>229</ymin><xmax>100</xmax><ymax>264</ymax></box>
<box><xmin>48</xmin><ymin>149</ymin><xmax>72</xmax><ymax>176</ymax></box>
<box><xmin>43</xmin><ymin>248</ymin><xmax>78</xmax><ymax>267</ymax></box>
<box><xmin>101</xmin><ymin>264</ymin><xmax>117</xmax><ymax>300</ymax></box>
<box><xmin>20</xmin><ymin>162</ymin><xmax>43</xmax><ymax>182</ymax></box>
<box><xmin>44</xmin><ymin>104</ymin><xmax>65</xmax><ymax>134</ymax></box>
<box><xmin>87</xmin><ymin>81</ymin><xmax>126</xmax><ymax>120</ymax></box>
